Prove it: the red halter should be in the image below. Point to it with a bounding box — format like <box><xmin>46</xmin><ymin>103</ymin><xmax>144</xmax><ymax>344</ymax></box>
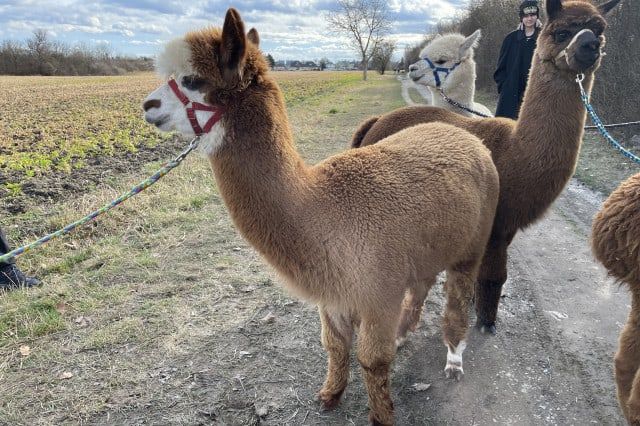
<box><xmin>167</xmin><ymin>78</ymin><xmax>224</xmax><ymax>135</ymax></box>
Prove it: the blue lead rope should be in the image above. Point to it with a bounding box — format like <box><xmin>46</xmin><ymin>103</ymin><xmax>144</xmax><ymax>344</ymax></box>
<box><xmin>0</xmin><ymin>136</ymin><xmax>201</xmax><ymax>264</ymax></box>
<box><xmin>576</xmin><ymin>73</ymin><xmax>640</xmax><ymax>165</ymax></box>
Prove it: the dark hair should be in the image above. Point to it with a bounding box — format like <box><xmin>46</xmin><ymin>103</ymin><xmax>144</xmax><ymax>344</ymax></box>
<box><xmin>519</xmin><ymin>0</ymin><xmax>539</xmax><ymax>18</ymax></box>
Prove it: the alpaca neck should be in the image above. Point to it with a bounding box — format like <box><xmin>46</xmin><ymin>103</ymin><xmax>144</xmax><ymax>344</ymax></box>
<box><xmin>513</xmin><ymin>54</ymin><xmax>594</xmax><ymax>176</ymax></box>
<box><xmin>209</xmin><ymin>79</ymin><xmax>310</xmax><ymax>279</ymax></box>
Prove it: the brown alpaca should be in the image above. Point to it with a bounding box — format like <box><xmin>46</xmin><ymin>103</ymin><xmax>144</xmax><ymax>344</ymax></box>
<box><xmin>141</xmin><ymin>9</ymin><xmax>499</xmax><ymax>425</ymax></box>
<box><xmin>351</xmin><ymin>0</ymin><xmax>622</xmax><ymax>336</ymax></box>
<box><xmin>592</xmin><ymin>173</ymin><xmax>640</xmax><ymax>425</ymax></box>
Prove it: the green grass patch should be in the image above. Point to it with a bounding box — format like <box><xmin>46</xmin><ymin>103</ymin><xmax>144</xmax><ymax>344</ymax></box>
<box><xmin>0</xmin><ymin>295</ymin><xmax>65</xmax><ymax>343</ymax></box>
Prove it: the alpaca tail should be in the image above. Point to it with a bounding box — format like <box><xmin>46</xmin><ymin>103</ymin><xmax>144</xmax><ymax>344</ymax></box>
<box><xmin>591</xmin><ymin>174</ymin><xmax>640</xmax><ymax>295</ymax></box>
<box><xmin>351</xmin><ymin>116</ymin><xmax>379</xmax><ymax>149</ymax></box>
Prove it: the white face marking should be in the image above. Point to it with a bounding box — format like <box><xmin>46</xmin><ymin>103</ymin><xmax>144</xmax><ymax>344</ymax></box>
<box><xmin>556</xmin><ymin>29</ymin><xmax>597</xmax><ymax>65</ymax></box>
<box><xmin>567</xmin><ymin>29</ymin><xmax>592</xmax><ymax>53</ymax></box>
<box><xmin>155</xmin><ymin>38</ymin><xmax>196</xmax><ymax>80</ymax></box>
<box><xmin>143</xmin><ymin>37</ymin><xmax>227</xmax><ymax>155</ymax></box>
<box><xmin>143</xmin><ymin>75</ymin><xmax>224</xmax><ymax>140</ymax></box>
<box><xmin>198</xmin><ymin>122</ymin><xmax>227</xmax><ymax>156</ymax></box>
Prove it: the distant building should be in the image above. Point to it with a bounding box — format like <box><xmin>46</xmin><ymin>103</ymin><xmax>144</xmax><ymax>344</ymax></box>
<box><xmin>334</xmin><ymin>60</ymin><xmax>359</xmax><ymax>71</ymax></box>
<box><xmin>270</xmin><ymin>59</ymin><xmax>356</xmax><ymax>71</ymax></box>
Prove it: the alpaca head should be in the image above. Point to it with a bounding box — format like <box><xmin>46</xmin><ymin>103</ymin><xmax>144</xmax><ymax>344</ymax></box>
<box><xmin>536</xmin><ymin>0</ymin><xmax>622</xmax><ymax>74</ymax></box>
<box><xmin>142</xmin><ymin>8</ymin><xmax>268</xmax><ymax>154</ymax></box>
<box><xmin>407</xmin><ymin>30</ymin><xmax>481</xmax><ymax>90</ymax></box>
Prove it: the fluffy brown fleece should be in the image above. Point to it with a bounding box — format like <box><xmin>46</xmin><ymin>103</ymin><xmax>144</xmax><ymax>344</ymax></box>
<box><xmin>351</xmin><ymin>0</ymin><xmax>622</xmax><ymax>334</ymax></box>
<box><xmin>145</xmin><ymin>8</ymin><xmax>500</xmax><ymax>426</ymax></box>
<box><xmin>592</xmin><ymin>173</ymin><xmax>640</xmax><ymax>425</ymax></box>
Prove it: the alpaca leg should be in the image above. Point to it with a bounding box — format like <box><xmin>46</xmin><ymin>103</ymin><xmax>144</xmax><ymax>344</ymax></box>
<box><xmin>318</xmin><ymin>306</ymin><xmax>353</xmax><ymax>410</ymax></box>
<box><xmin>358</xmin><ymin>314</ymin><xmax>399</xmax><ymax>426</ymax></box>
<box><xmin>626</xmin><ymin>368</ymin><xmax>640</xmax><ymax>425</ymax></box>
<box><xmin>396</xmin><ymin>278</ymin><xmax>435</xmax><ymax>347</ymax></box>
<box><xmin>475</xmin><ymin>234</ymin><xmax>512</xmax><ymax>334</ymax></box>
<box><xmin>442</xmin><ymin>262</ymin><xmax>477</xmax><ymax>380</ymax></box>
<box><xmin>615</xmin><ymin>311</ymin><xmax>640</xmax><ymax>423</ymax></box>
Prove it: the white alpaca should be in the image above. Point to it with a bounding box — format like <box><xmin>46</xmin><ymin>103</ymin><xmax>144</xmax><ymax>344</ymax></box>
<box><xmin>408</xmin><ymin>30</ymin><xmax>493</xmax><ymax>118</ymax></box>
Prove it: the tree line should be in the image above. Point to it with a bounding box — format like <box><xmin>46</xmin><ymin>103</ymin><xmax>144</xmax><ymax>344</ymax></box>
<box><xmin>0</xmin><ymin>29</ymin><xmax>153</xmax><ymax>76</ymax></box>
<box><xmin>402</xmin><ymin>0</ymin><xmax>638</xmax><ymax>127</ymax></box>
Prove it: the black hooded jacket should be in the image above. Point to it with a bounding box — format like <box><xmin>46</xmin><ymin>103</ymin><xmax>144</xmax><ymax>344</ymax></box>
<box><xmin>493</xmin><ymin>28</ymin><xmax>539</xmax><ymax>119</ymax></box>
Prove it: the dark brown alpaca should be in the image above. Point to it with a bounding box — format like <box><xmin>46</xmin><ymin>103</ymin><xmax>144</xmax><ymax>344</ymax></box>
<box><xmin>351</xmin><ymin>0</ymin><xmax>622</xmax><ymax>336</ymax></box>
<box><xmin>592</xmin><ymin>173</ymin><xmax>640</xmax><ymax>425</ymax></box>
<box><xmin>141</xmin><ymin>9</ymin><xmax>499</xmax><ymax>425</ymax></box>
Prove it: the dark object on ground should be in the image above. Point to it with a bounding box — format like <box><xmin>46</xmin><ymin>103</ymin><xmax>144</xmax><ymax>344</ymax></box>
<box><xmin>0</xmin><ymin>264</ymin><xmax>41</xmax><ymax>290</ymax></box>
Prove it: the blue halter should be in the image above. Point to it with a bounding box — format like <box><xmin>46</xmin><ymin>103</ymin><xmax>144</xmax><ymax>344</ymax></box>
<box><xmin>421</xmin><ymin>56</ymin><xmax>460</xmax><ymax>87</ymax></box>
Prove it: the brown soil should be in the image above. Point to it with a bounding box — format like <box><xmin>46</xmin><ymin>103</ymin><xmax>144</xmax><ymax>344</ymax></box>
<box><xmin>0</xmin><ymin>136</ymin><xmax>186</xmax><ymax>216</ymax></box>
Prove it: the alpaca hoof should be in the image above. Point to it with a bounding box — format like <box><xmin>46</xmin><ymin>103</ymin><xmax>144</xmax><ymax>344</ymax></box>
<box><xmin>317</xmin><ymin>388</ymin><xmax>344</xmax><ymax>411</ymax></box>
<box><xmin>480</xmin><ymin>324</ymin><xmax>496</xmax><ymax>335</ymax></box>
<box><xmin>476</xmin><ymin>319</ymin><xmax>496</xmax><ymax>335</ymax></box>
<box><xmin>395</xmin><ymin>335</ymin><xmax>407</xmax><ymax>348</ymax></box>
<box><xmin>444</xmin><ymin>365</ymin><xmax>464</xmax><ymax>381</ymax></box>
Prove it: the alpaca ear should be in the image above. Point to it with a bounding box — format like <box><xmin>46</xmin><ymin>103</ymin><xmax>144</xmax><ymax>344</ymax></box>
<box><xmin>546</xmin><ymin>0</ymin><xmax>563</xmax><ymax>20</ymax></box>
<box><xmin>598</xmin><ymin>0</ymin><xmax>622</xmax><ymax>16</ymax></box>
<box><xmin>247</xmin><ymin>28</ymin><xmax>260</xmax><ymax>46</ymax></box>
<box><xmin>459</xmin><ymin>29</ymin><xmax>481</xmax><ymax>59</ymax></box>
<box><xmin>220</xmin><ymin>8</ymin><xmax>247</xmax><ymax>80</ymax></box>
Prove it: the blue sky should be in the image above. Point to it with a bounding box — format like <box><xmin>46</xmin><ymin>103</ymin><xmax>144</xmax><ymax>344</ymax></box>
<box><xmin>0</xmin><ymin>0</ymin><xmax>469</xmax><ymax>61</ymax></box>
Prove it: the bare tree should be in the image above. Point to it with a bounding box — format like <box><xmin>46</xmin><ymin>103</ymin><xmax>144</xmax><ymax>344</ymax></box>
<box><xmin>265</xmin><ymin>53</ymin><xmax>275</xmax><ymax>69</ymax></box>
<box><xmin>27</xmin><ymin>29</ymin><xmax>53</xmax><ymax>75</ymax></box>
<box><xmin>370</xmin><ymin>39</ymin><xmax>396</xmax><ymax>74</ymax></box>
<box><xmin>326</xmin><ymin>0</ymin><xmax>391</xmax><ymax>80</ymax></box>
<box><xmin>0</xmin><ymin>40</ymin><xmax>24</xmax><ymax>74</ymax></box>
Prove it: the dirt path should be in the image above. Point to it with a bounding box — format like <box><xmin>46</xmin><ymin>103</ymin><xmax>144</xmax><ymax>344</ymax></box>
<box><xmin>420</xmin><ymin>180</ymin><xmax>628</xmax><ymax>425</ymax></box>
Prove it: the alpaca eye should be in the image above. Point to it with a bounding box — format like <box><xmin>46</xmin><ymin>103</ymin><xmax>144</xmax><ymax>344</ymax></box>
<box><xmin>182</xmin><ymin>75</ymin><xmax>206</xmax><ymax>91</ymax></box>
<box><xmin>435</xmin><ymin>60</ymin><xmax>446</xmax><ymax>65</ymax></box>
<box><xmin>555</xmin><ymin>30</ymin><xmax>572</xmax><ymax>43</ymax></box>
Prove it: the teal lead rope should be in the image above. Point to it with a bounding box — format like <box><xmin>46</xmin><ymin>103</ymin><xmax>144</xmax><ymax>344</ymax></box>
<box><xmin>0</xmin><ymin>136</ymin><xmax>201</xmax><ymax>264</ymax></box>
<box><xmin>576</xmin><ymin>73</ymin><xmax>640</xmax><ymax>165</ymax></box>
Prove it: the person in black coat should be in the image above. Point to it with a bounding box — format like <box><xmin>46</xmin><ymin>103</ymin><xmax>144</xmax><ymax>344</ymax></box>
<box><xmin>494</xmin><ymin>0</ymin><xmax>542</xmax><ymax>119</ymax></box>
<box><xmin>1</xmin><ymin>226</ymin><xmax>40</xmax><ymax>290</ymax></box>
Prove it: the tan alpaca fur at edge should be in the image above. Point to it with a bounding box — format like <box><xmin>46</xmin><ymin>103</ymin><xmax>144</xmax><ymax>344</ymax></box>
<box><xmin>143</xmin><ymin>9</ymin><xmax>499</xmax><ymax>426</ymax></box>
<box><xmin>350</xmin><ymin>0</ymin><xmax>622</xmax><ymax>334</ymax></box>
<box><xmin>592</xmin><ymin>173</ymin><xmax>640</xmax><ymax>425</ymax></box>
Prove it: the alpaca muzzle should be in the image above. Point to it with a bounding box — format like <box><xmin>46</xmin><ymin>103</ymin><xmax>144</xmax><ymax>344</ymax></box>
<box><xmin>556</xmin><ymin>29</ymin><xmax>603</xmax><ymax>72</ymax></box>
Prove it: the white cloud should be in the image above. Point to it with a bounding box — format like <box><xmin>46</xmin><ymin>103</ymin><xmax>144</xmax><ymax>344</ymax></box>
<box><xmin>0</xmin><ymin>0</ymin><xmax>470</xmax><ymax>60</ymax></box>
